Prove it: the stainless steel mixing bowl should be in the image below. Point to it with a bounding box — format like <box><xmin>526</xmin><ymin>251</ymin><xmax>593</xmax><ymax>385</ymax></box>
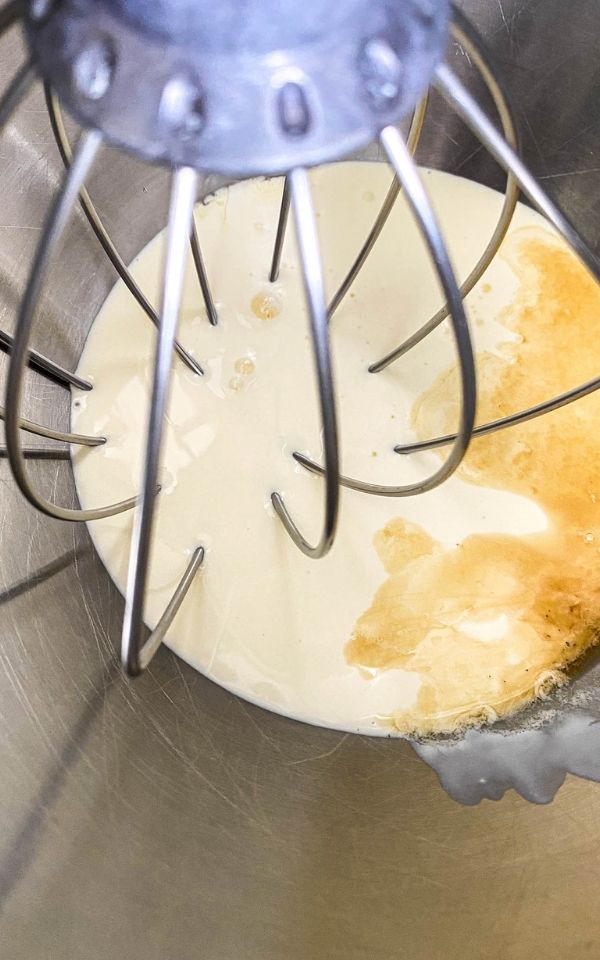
<box><xmin>2</xmin><ymin>2</ymin><xmax>600</xmax><ymax>957</ymax></box>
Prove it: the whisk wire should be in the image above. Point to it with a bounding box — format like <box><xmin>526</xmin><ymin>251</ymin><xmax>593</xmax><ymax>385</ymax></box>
<box><xmin>271</xmin><ymin>166</ymin><xmax>340</xmax><ymax>558</ymax></box>
<box><xmin>131</xmin><ymin>546</ymin><xmax>205</xmax><ymax>674</ymax></box>
<box><xmin>0</xmin><ymin>405</ymin><xmax>104</xmax><ymax>445</ymax></box>
<box><xmin>121</xmin><ymin>166</ymin><xmax>203</xmax><ymax>675</ymax></box>
<box><xmin>0</xmin><ymin>328</ymin><xmax>92</xmax><ymax>391</ymax></box>
<box><xmin>296</xmin><ymin>126</ymin><xmax>477</xmax><ymax>497</ymax></box>
<box><xmin>4</xmin><ymin>130</ymin><xmax>139</xmax><ymax>522</ymax></box>
<box><xmin>395</xmin><ymin>370</ymin><xmax>600</xmax><ymax>454</ymax></box>
<box><xmin>266</xmin><ymin>96</ymin><xmax>428</xmax><ymax>303</ymax></box>
<box><xmin>369</xmin><ymin>12</ymin><xmax>520</xmax><ymax>373</ymax></box>
<box><xmin>0</xmin><ymin>62</ymin><xmax>91</xmax><ymax>390</ymax></box>
<box><xmin>0</xmin><ymin>446</ymin><xmax>70</xmax><ymax>460</ymax></box>
<box><xmin>190</xmin><ymin>220</ymin><xmax>218</xmax><ymax>325</ymax></box>
<box><xmin>327</xmin><ymin>93</ymin><xmax>429</xmax><ymax>320</ymax></box>
<box><xmin>434</xmin><ymin>62</ymin><xmax>600</xmax><ymax>282</ymax></box>
<box><xmin>268</xmin><ymin>176</ymin><xmax>290</xmax><ymax>284</ymax></box>
<box><xmin>44</xmin><ymin>85</ymin><xmax>204</xmax><ymax>377</ymax></box>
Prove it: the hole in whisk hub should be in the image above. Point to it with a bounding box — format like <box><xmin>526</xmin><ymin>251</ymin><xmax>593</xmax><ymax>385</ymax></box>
<box><xmin>30</xmin><ymin>0</ymin><xmax>54</xmax><ymax>22</ymax></box>
<box><xmin>277</xmin><ymin>82</ymin><xmax>312</xmax><ymax>138</ymax></box>
<box><xmin>358</xmin><ymin>37</ymin><xmax>403</xmax><ymax>111</ymax></box>
<box><xmin>72</xmin><ymin>36</ymin><xmax>116</xmax><ymax>101</ymax></box>
<box><xmin>159</xmin><ymin>75</ymin><xmax>205</xmax><ymax>141</ymax></box>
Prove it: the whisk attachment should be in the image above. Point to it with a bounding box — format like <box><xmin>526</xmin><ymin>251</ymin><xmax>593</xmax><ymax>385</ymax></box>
<box><xmin>1</xmin><ymin>0</ymin><xmax>599</xmax><ymax>679</ymax></box>
<box><xmin>296</xmin><ymin>125</ymin><xmax>476</xmax><ymax>497</ymax></box>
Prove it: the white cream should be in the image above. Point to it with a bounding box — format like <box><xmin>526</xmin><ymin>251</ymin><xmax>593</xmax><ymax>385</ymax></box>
<box><xmin>71</xmin><ymin>163</ymin><xmax>551</xmax><ymax>735</ymax></box>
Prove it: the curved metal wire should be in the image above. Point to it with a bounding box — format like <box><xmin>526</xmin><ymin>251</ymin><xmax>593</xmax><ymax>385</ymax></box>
<box><xmin>296</xmin><ymin>126</ymin><xmax>476</xmax><ymax>498</ymax></box>
<box><xmin>391</xmin><ymin>10</ymin><xmax>600</xmax><ymax>460</ymax></box>
<box><xmin>0</xmin><ymin>327</ymin><xmax>92</xmax><ymax>391</ymax></box>
<box><xmin>5</xmin><ymin>131</ymin><xmax>140</xmax><ymax>522</ymax></box>
<box><xmin>126</xmin><ymin>546</ymin><xmax>205</xmax><ymax>675</ymax></box>
<box><xmin>327</xmin><ymin>93</ymin><xmax>429</xmax><ymax>320</ymax></box>
<box><xmin>44</xmin><ymin>85</ymin><xmax>205</xmax><ymax>377</ymax></box>
<box><xmin>121</xmin><ymin>167</ymin><xmax>203</xmax><ymax>675</ymax></box>
<box><xmin>0</xmin><ymin>62</ymin><xmax>92</xmax><ymax>390</ymax></box>
<box><xmin>395</xmin><ymin>371</ymin><xmax>600</xmax><ymax>455</ymax></box>
<box><xmin>268</xmin><ymin>176</ymin><xmax>290</xmax><ymax>283</ymax></box>
<box><xmin>0</xmin><ymin>446</ymin><xmax>70</xmax><ymax>460</ymax></box>
<box><xmin>190</xmin><ymin>220</ymin><xmax>218</xmax><ymax>325</ymax></box>
<box><xmin>0</xmin><ymin>404</ymin><xmax>104</xmax><ymax>445</ymax></box>
<box><xmin>267</xmin><ymin>94</ymin><xmax>429</xmax><ymax>294</ymax></box>
<box><xmin>434</xmin><ymin>64</ymin><xmax>600</xmax><ymax>283</ymax></box>
<box><xmin>369</xmin><ymin>16</ymin><xmax>520</xmax><ymax>373</ymax></box>
<box><xmin>271</xmin><ymin>167</ymin><xmax>340</xmax><ymax>558</ymax></box>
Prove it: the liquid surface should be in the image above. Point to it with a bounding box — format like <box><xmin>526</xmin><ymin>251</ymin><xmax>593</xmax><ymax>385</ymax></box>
<box><xmin>71</xmin><ymin>163</ymin><xmax>599</xmax><ymax>737</ymax></box>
